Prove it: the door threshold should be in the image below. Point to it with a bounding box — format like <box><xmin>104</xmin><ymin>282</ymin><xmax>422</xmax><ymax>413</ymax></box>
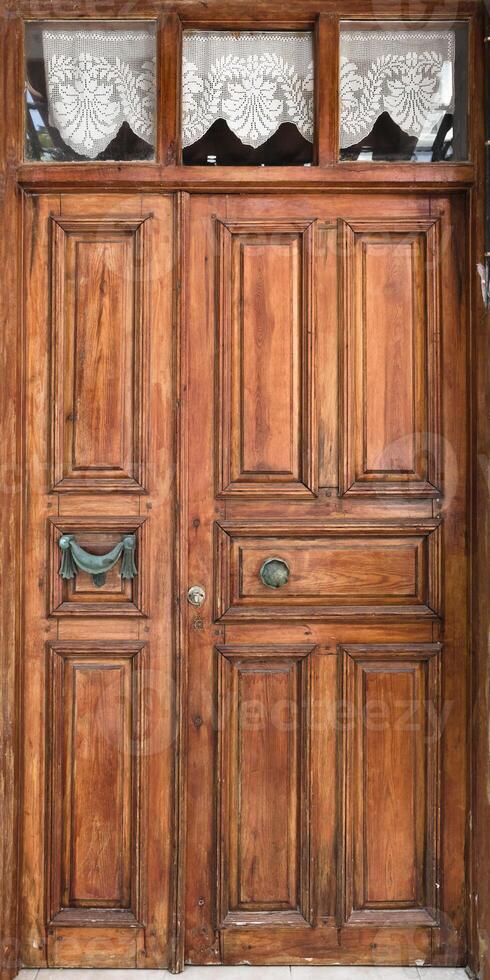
<box><xmin>16</xmin><ymin>965</ymin><xmax>470</xmax><ymax>979</ymax></box>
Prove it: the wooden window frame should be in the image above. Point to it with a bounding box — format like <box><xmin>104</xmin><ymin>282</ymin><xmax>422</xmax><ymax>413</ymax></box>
<box><xmin>10</xmin><ymin>1</ymin><xmax>480</xmax><ymax>187</ymax></box>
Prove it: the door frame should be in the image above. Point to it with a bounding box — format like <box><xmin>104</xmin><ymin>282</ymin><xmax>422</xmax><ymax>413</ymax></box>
<box><xmin>0</xmin><ymin>1</ymin><xmax>488</xmax><ymax>977</ymax></box>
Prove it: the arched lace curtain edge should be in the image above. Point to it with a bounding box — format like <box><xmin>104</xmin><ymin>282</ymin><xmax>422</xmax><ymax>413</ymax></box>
<box><xmin>40</xmin><ymin>25</ymin><xmax>457</xmax><ymax>159</ymax></box>
<box><xmin>340</xmin><ymin>29</ymin><xmax>456</xmax><ymax>149</ymax></box>
<box><xmin>182</xmin><ymin>31</ymin><xmax>315</xmax><ymax>149</ymax></box>
<box><xmin>42</xmin><ymin>28</ymin><xmax>157</xmax><ymax>159</ymax></box>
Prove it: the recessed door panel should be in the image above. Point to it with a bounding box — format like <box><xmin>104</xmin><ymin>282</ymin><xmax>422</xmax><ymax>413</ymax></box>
<box><xmin>51</xmin><ymin>216</ymin><xmax>149</xmax><ymax>492</ymax></box>
<box><xmin>340</xmin><ymin>218</ymin><xmax>441</xmax><ymax>496</ymax></box>
<box><xmin>217</xmin><ymin>219</ymin><xmax>316</xmax><ymax>497</ymax></box>
<box><xmin>47</xmin><ymin>643</ymin><xmax>146</xmax><ymax>920</ymax></box>
<box><xmin>20</xmin><ymin>186</ymin><xmax>468</xmax><ymax>972</ymax></box>
<box><xmin>217</xmin><ymin>646</ymin><xmax>312</xmax><ymax>925</ymax></box>
<box><xmin>215</xmin><ymin>520</ymin><xmax>441</xmax><ymax>619</ymax></box>
<box><xmin>48</xmin><ymin>517</ymin><xmax>148</xmax><ymax>616</ymax></box>
<box><xmin>342</xmin><ymin>644</ymin><xmax>440</xmax><ymax>926</ymax></box>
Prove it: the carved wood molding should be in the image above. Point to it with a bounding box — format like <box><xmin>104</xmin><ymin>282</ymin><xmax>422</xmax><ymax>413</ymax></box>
<box><xmin>339</xmin><ymin>216</ymin><xmax>442</xmax><ymax>497</ymax></box>
<box><xmin>50</xmin><ymin>215</ymin><xmax>152</xmax><ymax>493</ymax></box>
<box><xmin>46</xmin><ymin>641</ymin><xmax>150</xmax><ymax>929</ymax></box>
<box><xmin>215</xmin><ymin>519</ymin><xmax>442</xmax><ymax>622</ymax></box>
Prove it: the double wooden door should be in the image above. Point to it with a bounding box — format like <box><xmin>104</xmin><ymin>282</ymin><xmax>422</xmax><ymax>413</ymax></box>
<box><xmin>21</xmin><ymin>189</ymin><xmax>468</xmax><ymax>971</ymax></box>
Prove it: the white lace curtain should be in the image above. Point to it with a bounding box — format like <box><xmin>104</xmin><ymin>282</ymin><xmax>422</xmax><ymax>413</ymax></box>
<box><xmin>182</xmin><ymin>31</ymin><xmax>314</xmax><ymax>148</ymax></box>
<box><xmin>42</xmin><ymin>28</ymin><xmax>156</xmax><ymax>158</ymax></box>
<box><xmin>340</xmin><ymin>29</ymin><xmax>456</xmax><ymax>148</ymax></box>
<box><xmin>41</xmin><ymin>26</ymin><xmax>456</xmax><ymax>158</ymax></box>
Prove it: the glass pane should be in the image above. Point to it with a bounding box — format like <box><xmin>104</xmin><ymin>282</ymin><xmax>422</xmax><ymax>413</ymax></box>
<box><xmin>25</xmin><ymin>22</ymin><xmax>156</xmax><ymax>161</ymax></box>
<box><xmin>182</xmin><ymin>31</ymin><xmax>314</xmax><ymax>165</ymax></box>
<box><xmin>339</xmin><ymin>22</ymin><xmax>468</xmax><ymax>162</ymax></box>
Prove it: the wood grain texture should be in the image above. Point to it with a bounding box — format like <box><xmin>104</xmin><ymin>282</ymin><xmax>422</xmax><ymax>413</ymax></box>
<box><xmin>0</xmin><ymin>12</ymin><xmax>22</xmax><ymax>980</ymax></box>
<box><xmin>183</xmin><ymin>193</ymin><xmax>225</xmax><ymax>966</ymax></box>
<box><xmin>340</xmin><ymin>217</ymin><xmax>441</xmax><ymax>496</ymax></box>
<box><xmin>48</xmin><ymin>517</ymin><xmax>149</xmax><ymax>617</ymax></box>
<box><xmin>315</xmin><ymin>14</ymin><xmax>339</xmax><ymax>165</ymax></box>
<box><xmin>50</xmin><ymin>216</ymin><xmax>150</xmax><ymax>493</ymax></box>
<box><xmin>46</xmin><ymin>927</ymin><xmax>138</xmax><ymax>969</ymax></box>
<box><xmin>20</xmin><ymin>194</ymin><xmax>176</xmax><ymax>971</ymax></box>
<box><xmin>47</xmin><ymin>642</ymin><xmax>147</xmax><ymax>922</ymax></box>
<box><xmin>221</xmin><ymin>923</ymin><xmax>433</xmax><ymax>965</ymax></box>
<box><xmin>17</xmin><ymin>162</ymin><xmax>476</xmax><ymax>193</ymax></box>
<box><xmin>429</xmin><ymin>196</ymin><xmax>469</xmax><ymax>967</ymax></box>
<box><xmin>158</xmin><ymin>12</ymin><xmax>182</xmax><ymax>166</ymax></box>
<box><xmin>217</xmin><ymin>646</ymin><xmax>312</xmax><ymax>925</ymax></box>
<box><xmin>9</xmin><ymin>0</ymin><xmax>482</xmax><ymax>18</ymax></box>
<box><xmin>342</xmin><ymin>644</ymin><xmax>440</xmax><ymax>927</ymax></box>
<box><xmin>316</xmin><ymin>222</ymin><xmax>339</xmax><ymax>488</ymax></box>
<box><xmin>138</xmin><ymin>192</ymin><xmax>177</xmax><ymax>968</ymax></box>
<box><xmin>1</xmin><ymin>3</ymin><xmax>482</xmax><ymax>975</ymax></box>
<box><xmin>183</xmin><ymin>192</ymin><xmax>469</xmax><ymax>968</ymax></box>
<box><xmin>21</xmin><ymin>193</ymin><xmax>61</xmax><ymax>968</ymax></box>
<box><xmin>215</xmin><ymin>520</ymin><xmax>441</xmax><ymax>620</ymax></box>
<box><xmin>217</xmin><ymin>219</ymin><xmax>316</xmax><ymax>497</ymax></box>
<box><xmin>470</xmin><ymin>6</ymin><xmax>490</xmax><ymax>980</ymax></box>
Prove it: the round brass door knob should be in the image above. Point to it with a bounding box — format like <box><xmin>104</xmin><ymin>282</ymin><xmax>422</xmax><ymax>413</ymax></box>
<box><xmin>259</xmin><ymin>557</ymin><xmax>290</xmax><ymax>589</ymax></box>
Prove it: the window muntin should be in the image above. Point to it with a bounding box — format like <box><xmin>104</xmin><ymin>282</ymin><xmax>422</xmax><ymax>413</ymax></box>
<box><xmin>25</xmin><ymin>21</ymin><xmax>156</xmax><ymax>161</ymax></box>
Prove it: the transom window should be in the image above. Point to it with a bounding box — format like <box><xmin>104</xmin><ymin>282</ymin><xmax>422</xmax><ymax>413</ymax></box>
<box><xmin>24</xmin><ymin>19</ymin><xmax>468</xmax><ymax>165</ymax></box>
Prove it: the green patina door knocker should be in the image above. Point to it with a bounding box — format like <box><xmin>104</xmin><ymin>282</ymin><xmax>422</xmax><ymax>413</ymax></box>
<box><xmin>58</xmin><ymin>533</ymin><xmax>138</xmax><ymax>588</ymax></box>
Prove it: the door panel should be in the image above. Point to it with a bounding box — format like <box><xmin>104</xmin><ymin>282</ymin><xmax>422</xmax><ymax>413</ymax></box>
<box><xmin>217</xmin><ymin>218</ymin><xmax>316</xmax><ymax>498</ymax></box>
<box><xmin>51</xmin><ymin>216</ymin><xmax>149</xmax><ymax>492</ymax></box>
<box><xmin>183</xmin><ymin>193</ymin><xmax>468</xmax><ymax>967</ymax></box>
<box><xmin>47</xmin><ymin>642</ymin><xmax>146</xmax><ymax>919</ymax></box>
<box><xmin>21</xmin><ymin>194</ymin><xmax>175</xmax><ymax>969</ymax></box>
<box><xmin>20</xmin><ymin>188</ymin><xmax>468</xmax><ymax>971</ymax></box>
<box><xmin>217</xmin><ymin>646</ymin><xmax>312</xmax><ymax>925</ymax></box>
<box><xmin>215</xmin><ymin>520</ymin><xmax>441</xmax><ymax>619</ymax></box>
<box><xmin>340</xmin><ymin>218</ymin><xmax>441</xmax><ymax>496</ymax></box>
<box><xmin>48</xmin><ymin>517</ymin><xmax>148</xmax><ymax>616</ymax></box>
<box><xmin>342</xmin><ymin>644</ymin><xmax>440</xmax><ymax>927</ymax></box>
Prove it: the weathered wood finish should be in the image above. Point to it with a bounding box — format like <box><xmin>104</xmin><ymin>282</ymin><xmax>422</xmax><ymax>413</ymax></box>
<box><xmin>48</xmin><ymin>517</ymin><xmax>149</xmax><ymax>617</ymax></box>
<box><xmin>342</xmin><ymin>644</ymin><xmax>440</xmax><ymax>927</ymax></box>
<box><xmin>340</xmin><ymin>218</ymin><xmax>441</xmax><ymax>496</ymax></box>
<box><xmin>20</xmin><ymin>194</ymin><xmax>176</xmax><ymax>970</ymax></box>
<box><xmin>0</xmin><ymin>13</ymin><xmax>22</xmax><ymax>980</ymax></box>
<box><xmin>469</xmin><ymin>7</ymin><xmax>490</xmax><ymax>980</ymax></box>
<box><xmin>50</xmin><ymin>215</ymin><xmax>150</xmax><ymax>493</ymax></box>
<box><xmin>215</xmin><ymin>520</ymin><xmax>441</xmax><ymax>620</ymax></box>
<box><xmin>183</xmin><ymin>191</ymin><xmax>469</xmax><ymax>967</ymax></box>
<box><xmin>47</xmin><ymin>642</ymin><xmax>148</xmax><ymax>921</ymax></box>
<box><xmin>217</xmin><ymin>219</ymin><xmax>315</xmax><ymax>498</ymax></box>
<box><xmin>217</xmin><ymin>646</ymin><xmax>313</xmax><ymax>926</ymax></box>
<box><xmin>0</xmin><ymin>3</ymin><xmax>486</xmax><ymax>979</ymax></box>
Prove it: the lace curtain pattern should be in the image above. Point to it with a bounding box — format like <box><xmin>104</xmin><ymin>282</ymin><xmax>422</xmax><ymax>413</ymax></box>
<box><xmin>42</xmin><ymin>28</ymin><xmax>156</xmax><ymax>158</ymax></box>
<box><xmin>40</xmin><ymin>26</ymin><xmax>455</xmax><ymax>159</ymax></box>
<box><xmin>182</xmin><ymin>31</ymin><xmax>314</xmax><ymax>148</ymax></box>
<box><xmin>340</xmin><ymin>30</ymin><xmax>455</xmax><ymax>148</ymax></box>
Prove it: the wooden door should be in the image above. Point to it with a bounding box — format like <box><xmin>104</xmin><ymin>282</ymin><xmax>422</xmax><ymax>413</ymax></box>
<box><xmin>182</xmin><ymin>191</ymin><xmax>469</xmax><ymax>968</ymax></box>
<box><xmin>20</xmin><ymin>193</ymin><xmax>176</xmax><ymax>969</ymax></box>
